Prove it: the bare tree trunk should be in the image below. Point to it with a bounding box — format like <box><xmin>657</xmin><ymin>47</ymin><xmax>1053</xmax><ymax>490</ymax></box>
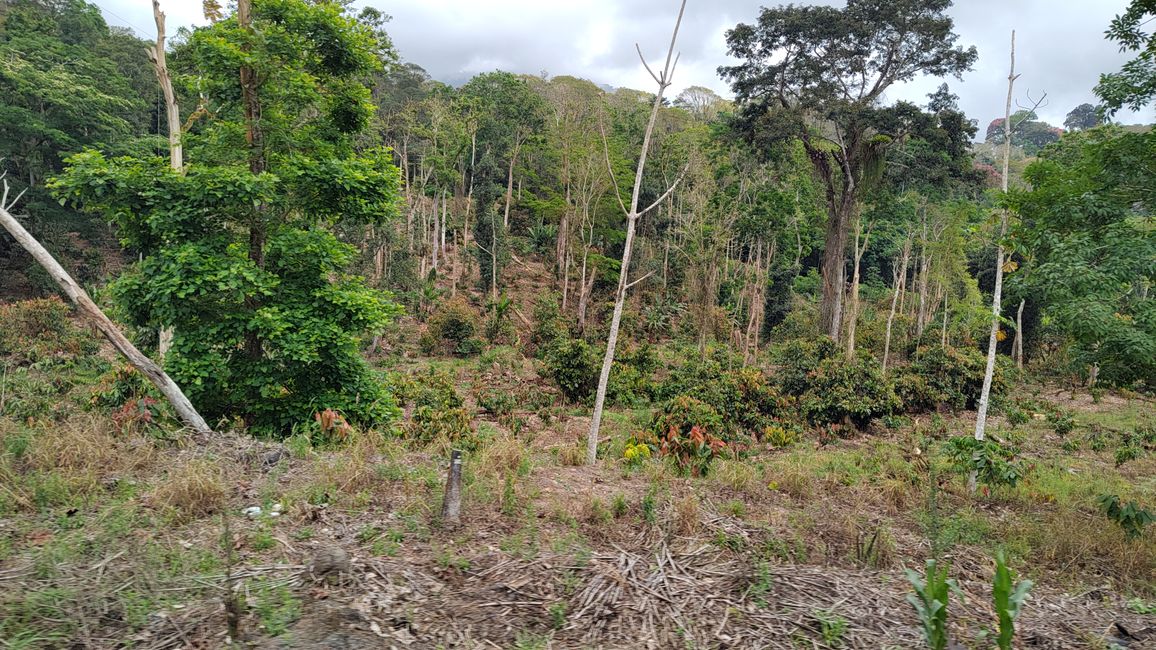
<box><xmin>431</xmin><ymin>196</ymin><xmax>439</xmax><ymax>271</ymax></box>
<box><xmin>148</xmin><ymin>0</ymin><xmax>181</xmax><ymax>361</ymax></box>
<box><xmin>916</xmin><ymin>212</ymin><xmax>930</xmax><ymax>339</ymax></box>
<box><xmin>587</xmin><ymin>0</ymin><xmax>687</xmax><ymax>466</ymax></box>
<box><xmin>1013</xmin><ymin>298</ymin><xmax>1025</xmax><ymax>369</ymax></box>
<box><xmin>844</xmin><ymin>215</ymin><xmax>871</xmax><ymax>361</ymax></box>
<box><xmin>503</xmin><ymin>140</ymin><xmax>521</xmax><ymax>229</ymax></box>
<box><xmin>0</xmin><ymin>195</ymin><xmax>210</xmax><ymax>434</ymax></box>
<box><xmin>973</xmin><ymin>30</ymin><xmax>1019</xmax><ymax>493</ymax></box>
<box><xmin>882</xmin><ymin>236</ymin><xmax>910</xmax><ymax>375</ymax></box>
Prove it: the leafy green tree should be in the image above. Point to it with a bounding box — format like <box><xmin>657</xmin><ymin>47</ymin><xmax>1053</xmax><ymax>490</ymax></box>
<box><xmin>51</xmin><ymin>0</ymin><xmax>403</xmax><ymax>434</ymax></box>
<box><xmin>1096</xmin><ymin>0</ymin><xmax>1156</xmax><ymax>114</ymax></box>
<box><xmin>1007</xmin><ymin>127</ymin><xmax>1155</xmax><ymax>386</ymax></box>
<box><xmin>1064</xmin><ymin>103</ymin><xmax>1103</xmax><ymax>131</ymax></box>
<box><xmin>720</xmin><ymin>0</ymin><xmax>977</xmax><ymax>341</ymax></box>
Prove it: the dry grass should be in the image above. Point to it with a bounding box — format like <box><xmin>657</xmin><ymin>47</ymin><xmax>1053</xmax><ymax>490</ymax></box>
<box><xmin>150</xmin><ymin>458</ymin><xmax>227</xmax><ymax>522</ymax></box>
<box><xmin>474</xmin><ymin>433</ymin><xmax>529</xmax><ymax>480</ymax></box>
<box><xmin>673</xmin><ymin>493</ymin><xmax>700</xmax><ymax>535</ymax></box>
<box><xmin>709</xmin><ymin>457</ymin><xmax>762</xmax><ymax>496</ymax></box>
<box><xmin>25</xmin><ymin>415</ymin><xmax>156</xmax><ymax>474</ymax></box>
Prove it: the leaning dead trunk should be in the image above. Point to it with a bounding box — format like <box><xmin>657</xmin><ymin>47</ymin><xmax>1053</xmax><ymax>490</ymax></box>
<box><xmin>0</xmin><ymin>195</ymin><xmax>211</xmax><ymax>434</ymax></box>
<box><xmin>972</xmin><ymin>30</ymin><xmax>1019</xmax><ymax>492</ymax></box>
<box><xmin>587</xmin><ymin>0</ymin><xmax>688</xmax><ymax>466</ymax></box>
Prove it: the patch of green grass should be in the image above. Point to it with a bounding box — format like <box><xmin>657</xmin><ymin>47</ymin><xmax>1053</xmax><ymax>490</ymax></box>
<box><xmin>611</xmin><ymin>493</ymin><xmax>629</xmax><ymax>518</ymax></box>
<box><xmin>434</xmin><ymin>546</ymin><xmax>471</xmax><ymax>571</ymax></box>
<box><xmin>251</xmin><ymin>579</ymin><xmax>301</xmax><ymax>637</ymax></box>
<box><xmin>250</xmin><ymin>528</ymin><xmax>276</xmax><ymax>551</ymax></box>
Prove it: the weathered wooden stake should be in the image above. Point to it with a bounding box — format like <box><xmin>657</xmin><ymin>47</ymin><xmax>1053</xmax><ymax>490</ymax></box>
<box><xmin>441</xmin><ymin>449</ymin><xmax>463</xmax><ymax>525</ymax></box>
<box><xmin>0</xmin><ymin>187</ymin><xmax>211</xmax><ymax>435</ymax></box>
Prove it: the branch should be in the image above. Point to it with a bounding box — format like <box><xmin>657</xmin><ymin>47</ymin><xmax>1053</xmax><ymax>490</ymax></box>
<box><xmin>625</xmin><ymin>271</ymin><xmax>654</xmax><ymax>291</ymax></box>
<box><xmin>636</xmin><ymin>44</ymin><xmax>661</xmax><ymax>85</ymax></box>
<box><xmin>598</xmin><ymin>112</ymin><xmax>629</xmax><ymax>217</ymax></box>
<box><xmin>639</xmin><ymin>161</ymin><xmax>691</xmax><ymax>217</ymax></box>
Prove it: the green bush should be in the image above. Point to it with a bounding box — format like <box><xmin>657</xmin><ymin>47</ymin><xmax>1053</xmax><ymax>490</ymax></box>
<box><xmin>896</xmin><ymin>345</ymin><xmax>1006</xmax><ymax>412</ymax></box>
<box><xmin>0</xmin><ymin>297</ymin><xmax>99</xmax><ymax>366</ymax></box>
<box><xmin>426</xmin><ymin>297</ymin><xmax>483</xmax><ymax>357</ymax></box>
<box><xmin>1048</xmin><ymin>409</ymin><xmax>1076</xmax><ymax>437</ymax></box>
<box><xmin>649</xmin><ymin>395</ymin><xmax>727</xmax><ymax>476</ymax></box>
<box><xmin>1098</xmin><ymin>494</ymin><xmax>1154</xmax><ymax>540</ymax></box>
<box><xmin>407</xmin><ymin>405</ymin><xmax>477</xmax><ymax>448</ymax></box>
<box><xmin>944</xmin><ymin>437</ymin><xmax>1028</xmax><ymax>489</ymax></box>
<box><xmin>773</xmin><ymin>335</ymin><xmax>838</xmax><ymax>396</ymax></box>
<box><xmin>528</xmin><ymin>293</ymin><xmax>567</xmax><ymax>358</ymax></box>
<box><xmin>389</xmin><ymin>368</ymin><xmax>463</xmax><ymax>411</ymax></box>
<box><xmin>653</xmin><ymin>347</ymin><xmax>783</xmax><ymax>439</ymax></box>
<box><xmin>543</xmin><ymin>337</ymin><xmax>598</xmax><ymax>403</ymax></box>
<box><xmin>606</xmin><ymin>343</ymin><xmax>658</xmax><ymax>407</ymax></box>
<box><xmin>801</xmin><ymin>356</ymin><xmax>900</xmax><ymax>427</ymax></box>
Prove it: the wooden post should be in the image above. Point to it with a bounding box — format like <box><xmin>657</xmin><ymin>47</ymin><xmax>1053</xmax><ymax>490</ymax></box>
<box><xmin>0</xmin><ymin>192</ymin><xmax>211</xmax><ymax>435</ymax></box>
<box><xmin>441</xmin><ymin>449</ymin><xmax>463</xmax><ymax>525</ymax></box>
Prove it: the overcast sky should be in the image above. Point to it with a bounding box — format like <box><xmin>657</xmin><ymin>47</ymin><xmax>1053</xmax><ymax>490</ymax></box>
<box><xmin>98</xmin><ymin>0</ymin><xmax>1148</xmax><ymax>128</ymax></box>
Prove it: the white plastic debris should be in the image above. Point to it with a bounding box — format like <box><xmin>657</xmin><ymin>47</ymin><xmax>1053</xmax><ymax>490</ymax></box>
<box><xmin>270</xmin><ymin>503</ymin><xmax>283</xmax><ymax>513</ymax></box>
<box><xmin>243</xmin><ymin>506</ymin><xmax>262</xmax><ymax>518</ymax></box>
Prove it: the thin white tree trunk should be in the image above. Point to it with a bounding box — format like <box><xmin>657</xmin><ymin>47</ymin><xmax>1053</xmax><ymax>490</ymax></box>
<box><xmin>882</xmin><ymin>236</ymin><xmax>910</xmax><ymax>375</ymax></box>
<box><xmin>587</xmin><ymin>0</ymin><xmax>687</xmax><ymax>465</ymax></box>
<box><xmin>844</xmin><ymin>216</ymin><xmax>871</xmax><ymax>361</ymax></box>
<box><xmin>1013</xmin><ymin>298</ymin><xmax>1025</xmax><ymax>369</ymax></box>
<box><xmin>148</xmin><ymin>0</ymin><xmax>181</xmax><ymax>360</ymax></box>
<box><xmin>973</xmin><ymin>30</ymin><xmax>1018</xmax><ymax>492</ymax></box>
<box><xmin>0</xmin><ymin>194</ymin><xmax>210</xmax><ymax>434</ymax></box>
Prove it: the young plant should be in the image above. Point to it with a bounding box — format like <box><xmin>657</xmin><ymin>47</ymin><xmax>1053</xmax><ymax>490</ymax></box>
<box><xmin>905</xmin><ymin>559</ymin><xmax>960</xmax><ymax>650</ymax></box>
<box><xmin>992</xmin><ymin>552</ymin><xmax>1033</xmax><ymax>650</ymax></box>
<box><xmin>1098</xmin><ymin>494</ymin><xmax>1154</xmax><ymax>540</ymax></box>
<box><xmin>945</xmin><ymin>436</ymin><xmax>1028</xmax><ymax>490</ymax></box>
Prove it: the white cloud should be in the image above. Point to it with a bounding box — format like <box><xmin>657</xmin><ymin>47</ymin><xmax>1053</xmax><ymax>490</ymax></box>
<box><xmin>95</xmin><ymin>0</ymin><xmax>1148</xmax><ymax>126</ymax></box>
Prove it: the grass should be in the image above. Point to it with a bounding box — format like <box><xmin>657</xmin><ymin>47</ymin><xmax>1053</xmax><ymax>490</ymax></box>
<box><xmin>1</xmin><ymin>348</ymin><xmax>1154</xmax><ymax>646</ymax></box>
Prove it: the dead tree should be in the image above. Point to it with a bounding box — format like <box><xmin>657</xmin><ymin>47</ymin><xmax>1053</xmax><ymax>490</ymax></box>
<box><xmin>147</xmin><ymin>0</ymin><xmax>182</xmax><ymax>359</ymax></box>
<box><xmin>972</xmin><ymin>30</ymin><xmax>1019</xmax><ymax>491</ymax></box>
<box><xmin>0</xmin><ymin>180</ymin><xmax>211</xmax><ymax>434</ymax></box>
<box><xmin>586</xmin><ymin>0</ymin><xmax>689</xmax><ymax>466</ymax></box>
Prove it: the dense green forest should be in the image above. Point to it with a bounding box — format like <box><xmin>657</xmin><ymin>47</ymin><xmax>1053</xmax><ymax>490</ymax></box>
<box><xmin>0</xmin><ymin>0</ymin><xmax>1154</xmax><ymax>647</ymax></box>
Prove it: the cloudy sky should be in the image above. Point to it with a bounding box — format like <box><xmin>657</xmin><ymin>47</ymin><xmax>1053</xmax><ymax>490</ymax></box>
<box><xmin>97</xmin><ymin>0</ymin><xmax>1148</xmax><ymax>128</ymax></box>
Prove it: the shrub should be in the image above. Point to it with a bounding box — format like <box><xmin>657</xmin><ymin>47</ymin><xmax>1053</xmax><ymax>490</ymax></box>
<box><xmin>606</xmin><ymin>343</ymin><xmax>658</xmax><ymax>407</ymax></box>
<box><xmin>407</xmin><ymin>406</ymin><xmax>477</xmax><ymax>449</ymax></box>
<box><xmin>650</xmin><ymin>395</ymin><xmax>727</xmax><ymax>476</ymax></box>
<box><xmin>762</xmin><ymin>421</ymin><xmax>801</xmax><ymax>448</ymax></box>
<box><xmin>477</xmin><ymin>388</ymin><xmax>516</xmax><ymax>419</ymax></box>
<box><xmin>543</xmin><ymin>337</ymin><xmax>598</xmax><ymax>403</ymax></box>
<box><xmin>944</xmin><ymin>437</ymin><xmax>1028</xmax><ymax>489</ymax></box>
<box><xmin>0</xmin><ymin>297</ymin><xmax>99</xmax><ymax>366</ymax></box>
<box><xmin>654</xmin><ymin>348</ymin><xmax>784</xmax><ymax>439</ymax></box>
<box><xmin>390</xmin><ymin>368</ymin><xmax>463</xmax><ymax>410</ymax></box>
<box><xmin>528</xmin><ymin>293</ymin><xmax>567</xmax><ymax>358</ymax></box>
<box><xmin>801</xmin><ymin>356</ymin><xmax>900</xmax><ymax>427</ymax></box>
<box><xmin>773</xmin><ymin>335</ymin><xmax>838</xmax><ymax>396</ymax></box>
<box><xmin>622</xmin><ymin>440</ymin><xmax>652</xmax><ymax>468</ymax></box>
<box><xmin>1048</xmin><ymin>409</ymin><xmax>1076</xmax><ymax>437</ymax></box>
<box><xmin>1098</xmin><ymin>494</ymin><xmax>1154</xmax><ymax>540</ymax></box>
<box><xmin>897</xmin><ymin>345</ymin><xmax>1006</xmax><ymax>412</ymax></box>
<box><xmin>426</xmin><ymin>297</ymin><xmax>483</xmax><ymax>356</ymax></box>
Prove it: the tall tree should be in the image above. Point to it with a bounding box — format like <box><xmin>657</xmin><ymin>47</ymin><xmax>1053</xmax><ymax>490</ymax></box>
<box><xmin>1096</xmin><ymin>0</ymin><xmax>1156</xmax><ymax>114</ymax></box>
<box><xmin>973</xmin><ymin>31</ymin><xmax>1019</xmax><ymax>474</ymax></box>
<box><xmin>1064</xmin><ymin>103</ymin><xmax>1103</xmax><ymax>131</ymax></box>
<box><xmin>52</xmin><ymin>0</ymin><xmax>403</xmax><ymax>434</ymax></box>
<box><xmin>587</xmin><ymin>0</ymin><xmax>688</xmax><ymax>466</ymax></box>
<box><xmin>720</xmin><ymin>0</ymin><xmax>976</xmax><ymax>341</ymax></box>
